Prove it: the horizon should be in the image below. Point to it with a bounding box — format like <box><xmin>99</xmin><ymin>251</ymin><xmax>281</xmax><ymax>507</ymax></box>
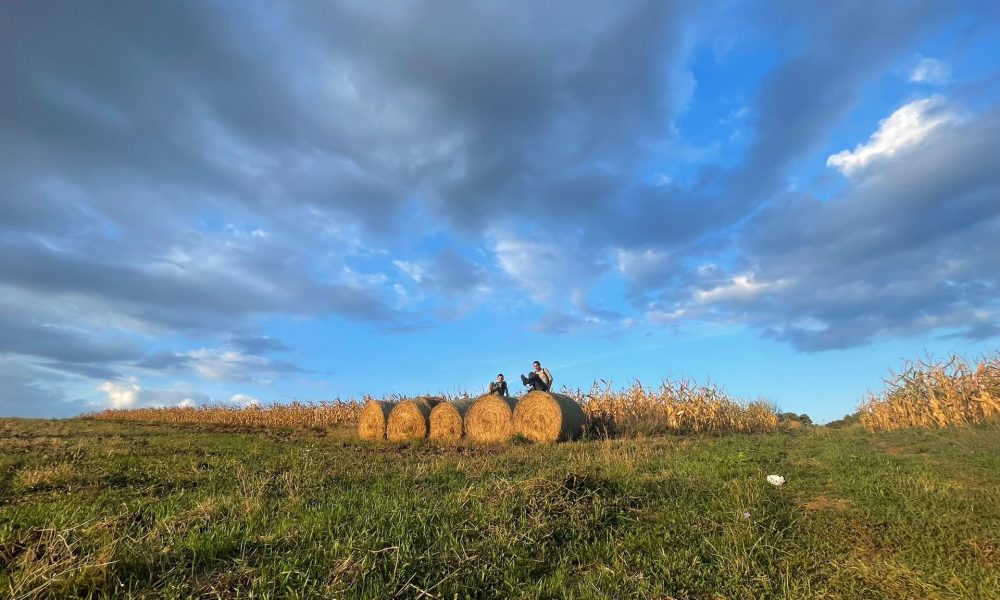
<box><xmin>2</xmin><ymin>1</ymin><xmax>999</xmax><ymax>424</ymax></box>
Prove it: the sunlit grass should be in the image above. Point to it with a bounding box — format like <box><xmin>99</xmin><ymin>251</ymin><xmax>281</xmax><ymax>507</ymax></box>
<box><xmin>2</xmin><ymin>419</ymin><xmax>998</xmax><ymax>598</ymax></box>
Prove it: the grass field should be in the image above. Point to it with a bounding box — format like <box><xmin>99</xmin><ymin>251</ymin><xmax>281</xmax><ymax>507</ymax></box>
<box><xmin>2</xmin><ymin>419</ymin><xmax>998</xmax><ymax>599</ymax></box>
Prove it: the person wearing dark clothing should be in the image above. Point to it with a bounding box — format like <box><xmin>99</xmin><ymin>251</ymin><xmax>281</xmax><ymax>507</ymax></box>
<box><xmin>489</xmin><ymin>373</ymin><xmax>509</xmax><ymax>397</ymax></box>
<box><xmin>520</xmin><ymin>361</ymin><xmax>553</xmax><ymax>392</ymax></box>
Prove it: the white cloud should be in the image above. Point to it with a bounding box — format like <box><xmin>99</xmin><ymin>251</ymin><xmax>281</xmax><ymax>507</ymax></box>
<box><xmin>393</xmin><ymin>260</ymin><xmax>425</xmax><ymax>283</ymax></box>
<box><xmin>493</xmin><ymin>234</ymin><xmax>603</xmax><ymax>306</ymax></box>
<box><xmin>227</xmin><ymin>394</ymin><xmax>260</xmax><ymax>407</ymax></box>
<box><xmin>97</xmin><ymin>378</ymin><xmax>208</xmax><ymax>408</ymax></box>
<box><xmin>185</xmin><ymin>348</ymin><xmax>296</xmax><ymax>382</ymax></box>
<box><xmin>493</xmin><ymin>237</ymin><xmax>561</xmax><ymax>302</ymax></box>
<box><xmin>188</xmin><ymin>349</ymin><xmax>266</xmax><ymax>380</ymax></box>
<box><xmin>909</xmin><ymin>57</ymin><xmax>950</xmax><ymax>85</ymax></box>
<box><xmin>827</xmin><ymin>96</ymin><xmax>957</xmax><ymax>178</ymax></box>
<box><xmin>615</xmin><ymin>248</ymin><xmax>675</xmax><ymax>288</ymax></box>
<box><xmin>695</xmin><ymin>275</ymin><xmax>785</xmax><ymax>304</ymax></box>
<box><xmin>646</xmin><ymin>307</ymin><xmax>687</xmax><ymax>323</ymax></box>
<box><xmin>341</xmin><ymin>266</ymin><xmax>388</xmax><ymax>287</ymax></box>
<box><xmin>97</xmin><ymin>379</ymin><xmax>141</xmax><ymax>408</ymax></box>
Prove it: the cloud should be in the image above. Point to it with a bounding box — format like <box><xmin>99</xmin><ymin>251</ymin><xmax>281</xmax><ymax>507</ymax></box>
<box><xmin>0</xmin><ymin>359</ymin><xmax>89</xmax><ymax>418</ymax></box>
<box><xmin>0</xmin><ymin>0</ymin><xmax>996</xmax><ymax>416</ymax></box>
<box><xmin>96</xmin><ymin>378</ymin><xmax>210</xmax><ymax>409</ymax></box>
<box><xmin>685</xmin><ymin>102</ymin><xmax>1000</xmax><ymax>350</ymax></box>
<box><xmin>392</xmin><ymin>249</ymin><xmax>493</xmax><ymax>318</ymax></box>
<box><xmin>97</xmin><ymin>380</ymin><xmax>142</xmax><ymax>409</ymax></box>
<box><xmin>909</xmin><ymin>57</ymin><xmax>951</xmax><ymax>84</ymax></box>
<box><xmin>227</xmin><ymin>394</ymin><xmax>261</xmax><ymax>407</ymax></box>
<box><xmin>493</xmin><ymin>235</ymin><xmax>608</xmax><ymax>306</ymax></box>
<box><xmin>695</xmin><ymin>275</ymin><xmax>787</xmax><ymax>305</ymax></box>
<box><xmin>0</xmin><ymin>234</ymin><xmax>401</xmax><ymax>331</ymax></box>
<box><xmin>600</xmin><ymin>1</ymin><xmax>954</xmax><ymax>252</ymax></box>
<box><xmin>228</xmin><ymin>335</ymin><xmax>290</xmax><ymax>354</ymax></box>
<box><xmin>186</xmin><ymin>348</ymin><xmax>303</xmax><ymax>382</ymax></box>
<box><xmin>0</xmin><ymin>297</ymin><xmax>144</xmax><ymax>379</ymax></box>
<box><xmin>827</xmin><ymin>96</ymin><xmax>958</xmax><ymax>177</ymax></box>
<box><xmin>616</xmin><ymin>248</ymin><xmax>677</xmax><ymax>292</ymax></box>
<box><xmin>133</xmin><ymin>350</ymin><xmax>193</xmax><ymax>371</ymax></box>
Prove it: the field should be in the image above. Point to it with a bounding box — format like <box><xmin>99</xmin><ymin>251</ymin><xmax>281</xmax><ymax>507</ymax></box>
<box><xmin>2</xmin><ymin>419</ymin><xmax>998</xmax><ymax>599</ymax></box>
<box><xmin>88</xmin><ymin>380</ymin><xmax>781</xmax><ymax>437</ymax></box>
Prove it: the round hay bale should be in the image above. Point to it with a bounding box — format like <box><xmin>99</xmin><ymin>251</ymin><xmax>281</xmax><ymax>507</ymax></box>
<box><xmin>358</xmin><ymin>400</ymin><xmax>397</xmax><ymax>440</ymax></box>
<box><xmin>513</xmin><ymin>391</ymin><xmax>586</xmax><ymax>442</ymax></box>
<box><xmin>429</xmin><ymin>398</ymin><xmax>476</xmax><ymax>441</ymax></box>
<box><xmin>386</xmin><ymin>396</ymin><xmax>441</xmax><ymax>441</ymax></box>
<box><xmin>465</xmin><ymin>394</ymin><xmax>517</xmax><ymax>443</ymax></box>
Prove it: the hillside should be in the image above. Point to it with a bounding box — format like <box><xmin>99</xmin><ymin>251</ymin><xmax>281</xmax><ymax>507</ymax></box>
<box><xmin>2</xmin><ymin>419</ymin><xmax>998</xmax><ymax>599</ymax></box>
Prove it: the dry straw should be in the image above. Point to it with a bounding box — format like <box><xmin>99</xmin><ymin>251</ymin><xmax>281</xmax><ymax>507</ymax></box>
<box><xmin>358</xmin><ymin>399</ymin><xmax>398</xmax><ymax>440</ymax></box>
<box><xmin>859</xmin><ymin>354</ymin><xmax>1000</xmax><ymax>431</ymax></box>
<box><xmin>386</xmin><ymin>396</ymin><xmax>442</xmax><ymax>441</ymax></box>
<box><xmin>429</xmin><ymin>398</ymin><xmax>476</xmax><ymax>441</ymax></box>
<box><xmin>513</xmin><ymin>391</ymin><xmax>586</xmax><ymax>442</ymax></box>
<box><xmin>465</xmin><ymin>394</ymin><xmax>517</xmax><ymax>443</ymax></box>
<box><xmin>576</xmin><ymin>380</ymin><xmax>778</xmax><ymax>437</ymax></box>
<box><xmin>88</xmin><ymin>400</ymin><xmax>361</xmax><ymax>429</ymax></box>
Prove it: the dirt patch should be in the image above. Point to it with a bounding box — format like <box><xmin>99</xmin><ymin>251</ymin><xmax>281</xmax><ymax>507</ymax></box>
<box><xmin>870</xmin><ymin>440</ymin><xmax>908</xmax><ymax>455</ymax></box>
<box><xmin>803</xmin><ymin>494</ymin><xmax>852</xmax><ymax>512</ymax></box>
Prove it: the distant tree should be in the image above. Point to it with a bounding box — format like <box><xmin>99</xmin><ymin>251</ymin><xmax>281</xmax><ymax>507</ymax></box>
<box><xmin>826</xmin><ymin>411</ymin><xmax>861</xmax><ymax>428</ymax></box>
<box><xmin>777</xmin><ymin>412</ymin><xmax>814</xmax><ymax>428</ymax></box>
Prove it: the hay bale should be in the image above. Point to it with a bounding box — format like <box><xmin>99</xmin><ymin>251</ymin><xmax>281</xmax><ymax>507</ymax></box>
<box><xmin>386</xmin><ymin>396</ymin><xmax>441</xmax><ymax>441</ymax></box>
<box><xmin>465</xmin><ymin>394</ymin><xmax>517</xmax><ymax>443</ymax></box>
<box><xmin>358</xmin><ymin>400</ymin><xmax>397</xmax><ymax>440</ymax></box>
<box><xmin>513</xmin><ymin>391</ymin><xmax>586</xmax><ymax>442</ymax></box>
<box><xmin>429</xmin><ymin>398</ymin><xmax>476</xmax><ymax>441</ymax></box>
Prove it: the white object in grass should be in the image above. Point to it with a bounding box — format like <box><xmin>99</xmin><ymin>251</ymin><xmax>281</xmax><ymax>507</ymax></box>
<box><xmin>766</xmin><ymin>475</ymin><xmax>786</xmax><ymax>486</ymax></box>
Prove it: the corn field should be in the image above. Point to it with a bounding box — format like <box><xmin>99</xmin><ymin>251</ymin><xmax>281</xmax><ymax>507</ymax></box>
<box><xmin>88</xmin><ymin>400</ymin><xmax>363</xmax><ymax>429</ymax></box>
<box><xmin>86</xmin><ymin>382</ymin><xmax>780</xmax><ymax>437</ymax></box>
<box><xmin>574</xmin><ymin>380</ymin><xmax>779</xmax><ymax>436</ymax></box>
<box><xmin>859</xmin><ymin>354</ymin><xmax>1000</xmax><ymax>431</ymax></box>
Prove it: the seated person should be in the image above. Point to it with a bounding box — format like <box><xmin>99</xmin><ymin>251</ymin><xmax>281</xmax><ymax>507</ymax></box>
<box><xmin>488</xmin><ymin>373</ymin><xmax>508</xmax><ymax>397</ymax></box>
<box><xmin>520</xmin><ymin>360</ymin><xmax>553</xmax><ymax>392</ymax></box>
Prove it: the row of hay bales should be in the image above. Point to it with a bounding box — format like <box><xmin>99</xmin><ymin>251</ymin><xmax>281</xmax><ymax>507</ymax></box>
<box><xmin>358</xmin><ymin>391</ymin><xmax>586</xmax><ymax>443</ymax></box>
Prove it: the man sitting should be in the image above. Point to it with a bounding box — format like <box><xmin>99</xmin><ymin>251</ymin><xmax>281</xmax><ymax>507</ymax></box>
<box><xmin>488</xmin><ymin>373</ymin><xmax>508</xmax><ymax>397</ymax></box>
<box><xmin>520</xmin><ymin>361</ymin><xmax>553</xmax><ymax>392</ymax></box>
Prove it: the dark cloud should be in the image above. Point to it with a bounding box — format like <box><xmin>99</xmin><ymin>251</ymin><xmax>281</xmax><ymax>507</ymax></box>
<box><xmin>228</xmin><ymin>336</ymin><xmax>291</xmax><ymax>355</ymax></box>
<box><xmin>0</xmin><ymin>304</ymin><xmax>145</xmax><ymax>366</ymax></box>
<box><xmin>35</xmin><ymin>362</ymin><xmax>123</xmax><ymax>381</ymax></box>
<box><xmin>0</xmin><ymin>360</ymin><xmax>90</xmax><ymax>418</ymax></box>
<box><xmin>133</xmin><ymin>351</ymin><xmax>192</xmax><ymax>371</ymax></box>
<box><xmin>0</xmin><ymin>0</ymin><xmax>995</xmax><ymax>417</ymax></box>
<box><xmin>0</xmin><ymin>231</ymin><xmax>402</xmax><ymax>334</ymax></box>
<box><xmin>396</xmin><ymin>250</ymin><xmax>490</xmax><ymax>296</ymax></box>
<box><xmin>611</xmin><ymin>0</ymin><xmax>956</xmax><ymax>250</ymax></box>
<box><xmin>297</xmin><ymin>0</ymin><xmax>695</xmax><ymax>230</ymax></box>
<box><xmin>658</xmin><ymin>102</ymin><xmax>1000</xmax><ymax>351</ymax></box>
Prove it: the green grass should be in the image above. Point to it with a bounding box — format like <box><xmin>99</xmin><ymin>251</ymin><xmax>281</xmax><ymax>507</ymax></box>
<box><xmin>1</xmin><ymin>419</ymin><xmax>998</xmax><ymax>599</ymax></box>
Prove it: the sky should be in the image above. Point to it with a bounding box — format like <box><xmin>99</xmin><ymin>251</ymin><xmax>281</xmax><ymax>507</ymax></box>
<box><xmin>2</xmin><ymin>1</ymin><xmax>999</xmax><ymax>423</ymax></box>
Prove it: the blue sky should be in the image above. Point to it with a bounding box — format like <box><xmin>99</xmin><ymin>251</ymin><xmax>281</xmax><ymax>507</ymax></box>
<box><xmin>2</xmin><ymin>1</ymin><xmax>999</xmax><ymax>422</ymax></box>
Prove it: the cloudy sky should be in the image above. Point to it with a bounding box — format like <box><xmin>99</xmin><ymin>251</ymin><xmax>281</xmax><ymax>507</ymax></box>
<box><xmin>2</xmin><ymin>1</ymin><xmax>999</xmax><ymax>422</ymax></box>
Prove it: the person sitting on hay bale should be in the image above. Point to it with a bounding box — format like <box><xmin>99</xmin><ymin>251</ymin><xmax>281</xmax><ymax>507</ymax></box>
<box><xmin>488</xmin><ymin>373</ymin><xmax>509</xmax><ymax>397</ymax></box>
<box><xmin>520</xmin><ymin>360</ymin><xmax>553</xmax><ymax>392</ymax></box>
